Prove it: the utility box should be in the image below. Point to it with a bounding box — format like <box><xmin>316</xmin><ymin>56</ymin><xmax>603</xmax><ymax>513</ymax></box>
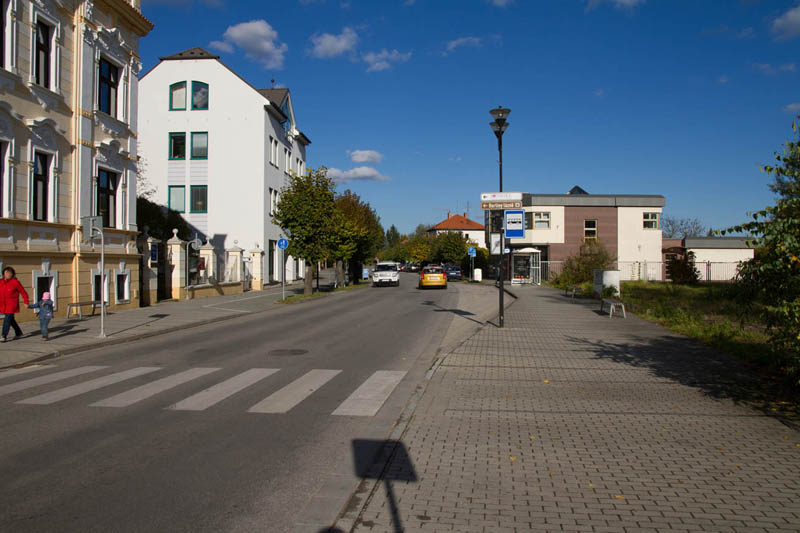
<box><xmin>593</xmin><ymin>269</ymin><xmax>620</xmax><ymax>297</ymax></box>
<box><xmin>474</xmin><ymin>268</ymin><xmax>483</xmax><ymax>282</ymax></box>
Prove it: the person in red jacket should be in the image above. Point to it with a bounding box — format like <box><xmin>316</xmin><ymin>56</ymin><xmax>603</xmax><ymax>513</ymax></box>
<box><xmin>1</xmin><ymin>266</ymin><xmax>30</xmax><ymax>342</ymax></box>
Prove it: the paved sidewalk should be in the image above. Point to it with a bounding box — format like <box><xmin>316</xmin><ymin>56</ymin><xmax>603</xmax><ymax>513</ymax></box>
<box><xmin>340</xmin><ymin>285</ymin><xmax>800</xmax><ymax>532</ymax></box>
<box><xmin>0</xmin><ymin>275</ymin><xmax>336</xmax><ymax>368</ymax></box>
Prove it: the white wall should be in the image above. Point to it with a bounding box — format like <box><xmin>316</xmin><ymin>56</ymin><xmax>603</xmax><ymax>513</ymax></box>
<box><xmin>139</xmin><ymin>58</ymin><xmax>306</xmax><ymax>282</ymax></box>
<box><xmin>616</xmin><ymin>207</ymin><xmax>662</xmax><ymax>264</ymax></box>
<box><xmin>512</xmin><ymin>205</ymin><xmax>565</xmax><ymax>245</ymax></box>
<box><xmin>688</xmin><ymin>248</ymin><xmax>754</xmax><ymax>263</ymax></box>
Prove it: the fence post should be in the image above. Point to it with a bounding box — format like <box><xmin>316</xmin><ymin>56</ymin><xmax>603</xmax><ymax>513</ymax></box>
<box><xmin>643</xmin><ymin>260</ymin><xmax>648</xmax><ymax>282</ymax></box>
<box><xmin>199</xmin><ymin>242</ymin><xmax>216</xmax><ymax>283</ymax></box>
<box><xmin>248</xmin><ymin>245</ymin><xmax>265</xmax><ymax>291</ymax></box>
<box><xmin>167</xmin><ymin>229</ymin><xmax>187</xmax><ymax>300</ymax></box>
<box><xmin>225</xmin><ymin>243</ymin><xmax>244</xmax><ymax>283</ymax></box>
<box><xmin>706</xmin><ymin>261</ymin><xmax>712</xmax><ymax>282</ymax></box>
<box><xmin>143</xmin><ymin>237</ymin><xmax>160</xmax><ymax>306</ymax></box>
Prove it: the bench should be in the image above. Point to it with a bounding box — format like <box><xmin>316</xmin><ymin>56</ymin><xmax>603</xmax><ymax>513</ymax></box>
<box><xmin>66</xmin><ymin>301</ymin><xmax>107</xmax><ymax>319</ymax></box>
<box><xmin>600</xmin><ymin>298</ymin><xmax>626</xmax><ymax>319</ymax></box>
<box><xmin>565</xmin><ymin>285</ymin><xmax>583</xmax><ymax>298</ymax></box>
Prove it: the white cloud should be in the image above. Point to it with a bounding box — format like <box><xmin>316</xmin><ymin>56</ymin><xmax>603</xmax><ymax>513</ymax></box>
<box><xmin>717</xmin><ymin>75</ymin><xmax>729</xmax><ymax>84</ymax></box>
<box><xmin>586</xmin><ymin>0</ymin><xmax>645</xmax><ymax>11</ymax></box>
<box><xmin>328</xmin><ymin>166</ymin><xmax>389</xmax><ymax>182</ymax></box>
<box><xmin>772</xmin><ymin>5</ymin><xmax>800</xmax><ymax>41</ymax></box>
<box><xmin>309</xmin><ymin>27</ymin><xmax>358</xmax><ymax>58</ymax></box>
<box><xmin>208</xmin><ymin>40</ymin><xmax>233</xmax><ymax>53</ymax></box>
<box><xmin>443</xmin><ymin>36</ymin><xmax>482</xmax><ymax>56</ymax></box>
<box><xmin>783</xmin><ymin>103</ymin><xmax>800</xmax><ymax>113</ymax></box>
<box><xmin>448</xmin><ymin>156</ymin><xmax>463</xmax><ymax>162</ymax></box>
<box><xmin>348</xmin><ymin>149</ymin><xmax>383</xmax><ymax>164</ymax></box>
<box><xmin>210</xmin><ymin>20</ymin><xmax>288</xmax><ymax>70</ymax></box>
<box><xmin>362</xmin><ymin>49</ymin><xmax>411</xmax><ymax>72</ymax></box>
<box><xmin>593</xmin><ymin>88</ymin><xmax>606</xmax><ymax>97</ymax></box>
<box><xmin>753</xmin><ymin>62</ymin><xmax>797</xmax><ymax>75</ymax></box>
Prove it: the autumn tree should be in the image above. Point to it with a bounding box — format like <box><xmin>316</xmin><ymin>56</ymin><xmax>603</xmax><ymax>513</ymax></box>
<box><xmin>335</xmin><ymin>190</ymin><xmax>384</xmax><ymax>284</ymax></box>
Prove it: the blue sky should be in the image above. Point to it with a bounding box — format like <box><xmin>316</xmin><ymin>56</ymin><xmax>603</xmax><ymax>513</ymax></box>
<box><xmin>140</xmin><ymin>0</ymin><xmax>800</xmax><ymax>235</ymax></box>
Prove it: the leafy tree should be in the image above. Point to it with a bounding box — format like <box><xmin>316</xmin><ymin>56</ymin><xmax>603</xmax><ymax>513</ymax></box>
<box><xmin>666</xmin><ymin>252</ymin><xmax>700</xmax><ymax>284</ymax></box>
<box><xmin>724</xmin><ymin>118</ymin><xmax>800</xmax><ymax>382</ymax></box>
<box><xmin>327</xmin><ymin>210</ymin><xmax>362</xmax><ymax>287</ymax></box>
<box><xmin>661</xmin><ymin>215</ymin><xmax>706</xmax><ymax>239</ymax></box>
<box><xmin>385</xmin><ymin>225</ymin><xmax>401</xmax><ymax>248</ymax></box>
<box><xmin>557</xmin><ymin>241</ymin><xmax>616</xmax><ymax>287</ymax></box>
<box><xmin>136</xmin><ymin>197</ymin><xmax>191</xmax><ymax>241</ymax></box>
<box><xmin>407</xmin><ymin>237</ymin><xmax>431</xmax><ymax>264</ymax></box>
<box><xmin>335</xmin><ymin>190</ymin><xmax>384</xmax><ymax>284</ymax></box>
<box><xmin>413</xmin><ymin>223</ymin><xmax>430</xmax><ymax>239</ymax></box>
<box><xmin>432</xmin><ymin>232</ymin><xmax>468</xmax><ymax>265</ymax></box>
<box><xmin>273</xmin><ymin>168</ymin><xmax>337</xmax><ymax>295</ymax></box>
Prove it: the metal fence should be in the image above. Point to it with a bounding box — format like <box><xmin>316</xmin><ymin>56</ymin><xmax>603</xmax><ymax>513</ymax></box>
<box><xmin>539</xmin><ymin>260</ymin><xmax>744</xmax><ymax>283</ymax></box>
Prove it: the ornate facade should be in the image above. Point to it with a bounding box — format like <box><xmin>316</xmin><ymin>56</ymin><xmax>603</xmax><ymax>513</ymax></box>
<box><xmin>0</xmin><ymin>0</ymin><xmax>152</xmax><ymax>318</ymax></box>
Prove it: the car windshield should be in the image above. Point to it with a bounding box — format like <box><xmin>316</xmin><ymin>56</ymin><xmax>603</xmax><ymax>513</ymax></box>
<box><xmin>424</xmin><ymin>267</ymin><xmax>444</xmax><ymax>274</ymax></box>
<box><xmin>376</xmin><ymin>264</ymin><xmax>397</xmax><ymax>272</ymax></box>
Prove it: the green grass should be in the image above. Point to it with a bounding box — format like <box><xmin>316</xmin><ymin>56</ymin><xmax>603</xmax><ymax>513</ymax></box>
<box><xmin>619</xmin><ymin>281</ymin><xmax>773</xmax><ymax>371</ymax></box>
<box><xmin>276</xmin><ymin>281</ymin><xmax>368</xmax><ymax>304</ymax></box>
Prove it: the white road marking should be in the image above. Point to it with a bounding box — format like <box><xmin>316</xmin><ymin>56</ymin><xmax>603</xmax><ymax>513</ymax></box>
<box><xmin>0</xmin><ymin>366</ymin><xmax>107</xmax><ymax>397</ymax></box>
<box><xmin>16</xmin><ymin>367</ymin><xmax>161</xmax><ymax>405</ymax></box>
<box><xmin>332</xmin><ymin>370</ymin><xmax>407</xmax><ymax>417</ymax></box>
<box><xmin>168</xmin><ymin>368</ymin><xmax>279</xmax><ymax>411</ymax></box>
<box><xmin>248</xmin><ymin>369</ymin><xmax>341</xmax><ymax>414</ymax></box>
<box><xmin>0</xmin><ymin>365</ymin><xmax>56</xmax><ymax>381</ymax></box>
<box><xmin>90</xmin><ymin>368</ymin><xmax>221</xmax><ymax>408</ymax></box>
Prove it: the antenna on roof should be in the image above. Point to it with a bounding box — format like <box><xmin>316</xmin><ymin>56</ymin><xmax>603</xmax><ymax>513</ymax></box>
<box><xmin>271</xmin><ymin>78</ymin><xmax>275</xmax><ymax>88</ymax></box>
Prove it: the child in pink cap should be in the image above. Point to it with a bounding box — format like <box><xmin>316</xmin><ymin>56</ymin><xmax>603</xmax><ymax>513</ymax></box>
<box><xmin>28</xmin><ymin>291</ymin><xmax>54</xmax><ymax>340</ymax></box>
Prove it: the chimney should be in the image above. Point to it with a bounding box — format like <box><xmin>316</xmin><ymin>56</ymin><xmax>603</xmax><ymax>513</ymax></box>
<box><xmin>463</xmin><ymin>212</ymin><xmax>467</xmax><ymax>218</ymax></box>
<box><xmin>447</xmin><ymin>211</ymin><xmax>450</xmax><ymax>218</ymax></box>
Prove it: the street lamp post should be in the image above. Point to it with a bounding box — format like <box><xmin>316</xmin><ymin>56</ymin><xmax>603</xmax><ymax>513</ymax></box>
<box><xmin>489</xmin><ymin>106</ymin><xmax>510</xmax><ymax>328</ymax></box>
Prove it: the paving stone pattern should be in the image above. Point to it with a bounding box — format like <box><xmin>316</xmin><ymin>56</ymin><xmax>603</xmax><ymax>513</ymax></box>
<box><xmin>351</xmin><ymin>287</ymin><xmax>800</xmax><ymax>532</ymax></box>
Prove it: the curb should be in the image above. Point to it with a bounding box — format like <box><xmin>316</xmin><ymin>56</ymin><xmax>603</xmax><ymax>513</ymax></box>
<box><xmin>0</xmin><ymin>284</ymin><xmax>367</xmax><ymax>371</ymax></box>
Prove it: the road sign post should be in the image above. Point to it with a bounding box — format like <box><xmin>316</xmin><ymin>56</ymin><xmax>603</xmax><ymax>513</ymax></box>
<box><xmin>277</xmin><ymin>238</ymin><xmax>289</xmax><ymax>300</ymax></box>
<box><xmin>468</xmin><ymin>246</ymin><xmax>476</xmax><ymax>280</ymax></box>
<box><xmin>81</xmin><ymin>216</ymin><xmax>105</xmax><ymax>338</ymax></box>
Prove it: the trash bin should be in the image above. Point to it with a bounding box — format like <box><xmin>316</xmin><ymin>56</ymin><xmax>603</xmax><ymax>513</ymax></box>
<box><xmin>474</xmin><ymin>268</ymin><xmax>483</xmax><ymax>282</ymax></box>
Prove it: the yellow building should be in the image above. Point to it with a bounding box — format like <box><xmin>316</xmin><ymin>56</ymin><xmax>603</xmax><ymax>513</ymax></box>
<box><xmin>0</xmin><ymin>0</ymin><xmax>152</xmax><ymax>320</ymax></box>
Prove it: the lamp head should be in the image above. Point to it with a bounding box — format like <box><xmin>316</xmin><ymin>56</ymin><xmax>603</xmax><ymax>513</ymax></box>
<box><xmin>489</xmin><ymin>106</ymin><xmax>511</xmax><ymax>123</ymax></box>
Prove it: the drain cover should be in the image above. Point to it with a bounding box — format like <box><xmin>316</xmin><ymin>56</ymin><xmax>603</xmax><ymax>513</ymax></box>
<box><xmin>268</xmin><ymin>349</ymin><xmax>309</xmax><ymax>356</ymax></box>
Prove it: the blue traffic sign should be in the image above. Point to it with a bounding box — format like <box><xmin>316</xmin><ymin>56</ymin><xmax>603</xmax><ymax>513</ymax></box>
<box><xmin>277</xmin><ymin>238</ymin><xmax>289</xmax><ymax>250</ymax></box>
<box><xmin>467</xmin><ymin>246</ymin><xmax>476</xmax><ymax>257</ymax></box>
<box><xmin>504</xmin><ymin>210</ymin><xmax>525</xmax><ymax>239</ymax></box>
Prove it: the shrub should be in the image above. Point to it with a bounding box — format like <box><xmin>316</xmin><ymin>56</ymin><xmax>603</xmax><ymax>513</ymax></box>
<box><xmin>666</xmin><ymin>252</ymin><xmax>700</xmax><ymax>285</ymax></box>
<box><xmin>556</xmin><ymin>241</ymin><xmax>615</xmax><ymax>287</ymax></box>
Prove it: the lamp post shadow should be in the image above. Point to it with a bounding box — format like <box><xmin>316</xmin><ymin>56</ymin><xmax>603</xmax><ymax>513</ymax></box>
<box><xmin>351</xmin><ymin>439</ymin><xmax>418</xmax><ymax>533</ymax></box>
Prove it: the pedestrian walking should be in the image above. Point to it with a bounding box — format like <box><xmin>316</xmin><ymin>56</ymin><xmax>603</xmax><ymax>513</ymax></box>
<box><xmin>28</xmin><ymin>291</ymin><xmax>54</xmax><ymax>341</ymax></box>
<box><xmin>0</xmin><ymin>266</ymin><xmax>30</xmax><ymax>342</ymax></box>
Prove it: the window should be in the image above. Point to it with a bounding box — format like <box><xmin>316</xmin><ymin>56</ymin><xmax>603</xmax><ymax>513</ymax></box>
<box><xmin>191</xmin><ymin>81</ymin><xmax>208</xmax><ymax>110</ymax></box>
<box><xmin>169</xmin><ymin>133</ymin><xmax>185</xmax><ymax>160</ymax></box>
<box><xmin>168</xmin><ymin>185</ymin><xmax>185</xmax><ymax>212</ymax></box>
<box><xmin>169</xmin><ymin>82</ymin><xmax>186</xmax><ymax>110</ymax></box>
<box><xmin>284</xmin><ymin>148</ymin><xmax>289</xmax><ymax>173</ymax></box>
<box><xmin>116</xmin><ymin>273</ymin><xmax>128</xmax><ymax>302</ymax></box>
<box><xmin>643</xmin><ymin>212</ymin><xmax>659</xmax><ymax>229</ymax></box>
<box><xmin>97</xmin><ymin>169</ymin><xmax>117</xmax><ymax>228</ymax></box>
<box><xmin>584</xmin><ymin>220</ymin><xmax>597</xmax><ymax>241</ymax></box>
<box><xmin>93</xmin><ymin>273</ymin><xmax>108</xmax><ymax>303</ymax></box>
<box><xmin>36</xmin><ymin>276</ymin><xmax>52</xmax><ymax>302</ymax></box>
<box><xmin>534</xmin><ymin>212</ymin><xmax>550</xmax><ymax>229</ymax></box>
<box><xmin>34</xmin><ymin>21</ymin><xmax>51</xmax><ymax>89</ymax></box>
<box><xmin>191</xmin><ymin>132</ymin><xmax>208</xmax><ymax>159</ymax></box>
<box><xmin>98</xmin><ymin>58</ymin><xmax>119</xmax><ymax>117</ymax></box>
<box><xmin>525</xmin><ymin>211</ymin><xmax>532</xmax><ymax>230</ymax></box>
<box><xmin>33</xmin><ymin>152</ymin><xmax>48</xmax><ymax>221</ymax></box>
<box><xmin>268</xmin><ymin>187</ymin><xmax>274</xmax><ymax>215</ymax></box>
<box><xmin>269</xmin><ymin>137</ymin><xmax>280</xmax><ymax>166</ymax></box>
<box><xmin>190</xmin><ymin>185</ymin><xmax>207</xmax><ymax>213</ymax></box>
<box><xmin>1</xmin><ymin>0</ymin><xmax>5</xmax><ymax>69</ymax></box>
<box><xmin>0</xmin><ymin>141</ymin><xmax>4</xmax><ymax>217</ymax></box>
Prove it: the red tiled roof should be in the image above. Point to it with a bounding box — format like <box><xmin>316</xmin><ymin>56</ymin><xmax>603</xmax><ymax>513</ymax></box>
<box><xmin>429</xmin><ymin>213</ymin><xmax>484</xmax><ymax>231</ymax></box>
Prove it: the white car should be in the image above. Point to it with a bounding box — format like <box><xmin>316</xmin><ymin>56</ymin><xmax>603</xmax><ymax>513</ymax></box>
<box><xmin>372</xmin><ymin>262</ymin><xmax>400</xmax><ymax>287</ymax></box>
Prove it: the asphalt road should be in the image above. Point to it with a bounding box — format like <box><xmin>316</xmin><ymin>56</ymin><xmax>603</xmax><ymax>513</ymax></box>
<box><xmin>0</xmin><ymin>273</ymin><xmax>467</xmax><ymax>532</ymax></box>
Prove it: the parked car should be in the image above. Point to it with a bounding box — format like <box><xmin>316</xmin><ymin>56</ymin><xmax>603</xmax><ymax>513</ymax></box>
<box><xmin>445</xmin><ymin>266</ymin><xmax>463</xmax><ymax>281</ymax></box>
<box><xmin>407</xmin><ymin>263</ymin><xmax>420</xmax><ymax>273</ymax></box>
<box><xmin>418</xmin><ymin>265</ymin><xmax>447</xmax><ymax>289</ymax></box>
<box><xmin>372</xmin><ymin>262</ymin><xmax>400</xmax><ymax>287</ymax></box>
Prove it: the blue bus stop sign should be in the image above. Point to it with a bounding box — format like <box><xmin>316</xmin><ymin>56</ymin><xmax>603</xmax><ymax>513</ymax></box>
<box><xmin>277</xmin><ymin>238</ymin><xmax>289</xmax><ymax>250</ymax></box>
<box><xmin>467</xmin><ymin>246</ymin><xmax>476</xmax><ymax>257</ymax></box>
<box><xmin>504</xmin><ymin>210</ymin><xmax>525</xmax><ymax>239</ymax></box>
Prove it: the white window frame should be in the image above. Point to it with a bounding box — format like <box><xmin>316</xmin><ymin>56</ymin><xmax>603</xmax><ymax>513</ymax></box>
<box><xmin>30</xmin><ymin>148</ymin><xmax>57</xmax><ymax>223</ymax></box>
<box><xmin>95</xmin><ymin>166</ymin><xmax>120</xmax><ymax>229</ymax></box>
<box><xmin>1</xmin><ymin>0</ymin><xmax>15</xmax><ymax>73</ymax></box>
<box><xmin>96</xmin><ymin>54</ymin><xmax>125</xmax><ymax>121</ymax></box>
<box><xmin>29</xmin><ymin>7</ymin><xmax>60</xmax><ymax>93</ymax></box>
<box><xmin>533</xmin><ymin>211</ymin><xmax>550</xmax><ymax>230</ymax></box>
<box><xmin>114</xmin><ymin>261</ymin><xmax>130</xmax><ymax>304</ymax></box>
<box><xmin>91</xmin><ymin>263</ymin><xmax>110</xmax><ymax>304</ymax></box>
<box><xmin>284</xmin><ymin>148</ymin><xmax>290</xmax><ymax>174</ymax></box>
<box><xmin>643</xmin><ymin>212</ymin><xmax>660</xmax><ymax>230</ymax></box>
<box><xmin>584</xmin><ymin>219</ymin><xmax>597</xmax><ymax>242</ymax></box>
<box><xmin>0</xmin><ymin>140</ymin><xmax>7</xmax><ymax>218</ymax></box>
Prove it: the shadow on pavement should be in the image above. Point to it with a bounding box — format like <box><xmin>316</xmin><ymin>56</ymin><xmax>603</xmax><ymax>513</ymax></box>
<box><xmin>567</xmin><ymin>334</ymin><xmax>800</xmax><ymax>429</ymax></box>
<box><xmin>351</xmin><ymin>439</ymin><xmax>417</xmax><ymax>533</ymax></box>
<box><xmin>420</xmin><ymin>300</ymin><xmax>484</xmax><ymax>325</ymax></box>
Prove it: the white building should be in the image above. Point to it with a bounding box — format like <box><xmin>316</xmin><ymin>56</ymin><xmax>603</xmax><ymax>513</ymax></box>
<box><xmin>138</xmin><ymin>47</ymin><xmax>308</xmax><ymax>284</ymax></box>
<box><xmin>427</xmin><ymin>212</ymin><xmax>486</xmax><ymax>249</ymax></box>
<box><xmin>685</xmin><ymin>237</ymin><xmax>754</xmax><ymax>281</ymax></box>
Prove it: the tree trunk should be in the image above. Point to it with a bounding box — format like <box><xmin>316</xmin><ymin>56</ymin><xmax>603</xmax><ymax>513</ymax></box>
<box><xmin>336</xmin><ymin>260</ymin><xmax>345</xmax><ymax>287</ymax></box>
<box><xmin>304</xmin><ymin>262</ymin><xmax>313</xmax><ymax>296</ymax></box>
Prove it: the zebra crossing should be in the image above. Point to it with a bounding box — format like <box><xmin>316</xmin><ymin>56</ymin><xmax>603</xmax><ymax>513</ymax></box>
<box><xmin>0</xmin><ymin>365</ymin><xmax>407</xmax><ymax>416</ymax></box>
